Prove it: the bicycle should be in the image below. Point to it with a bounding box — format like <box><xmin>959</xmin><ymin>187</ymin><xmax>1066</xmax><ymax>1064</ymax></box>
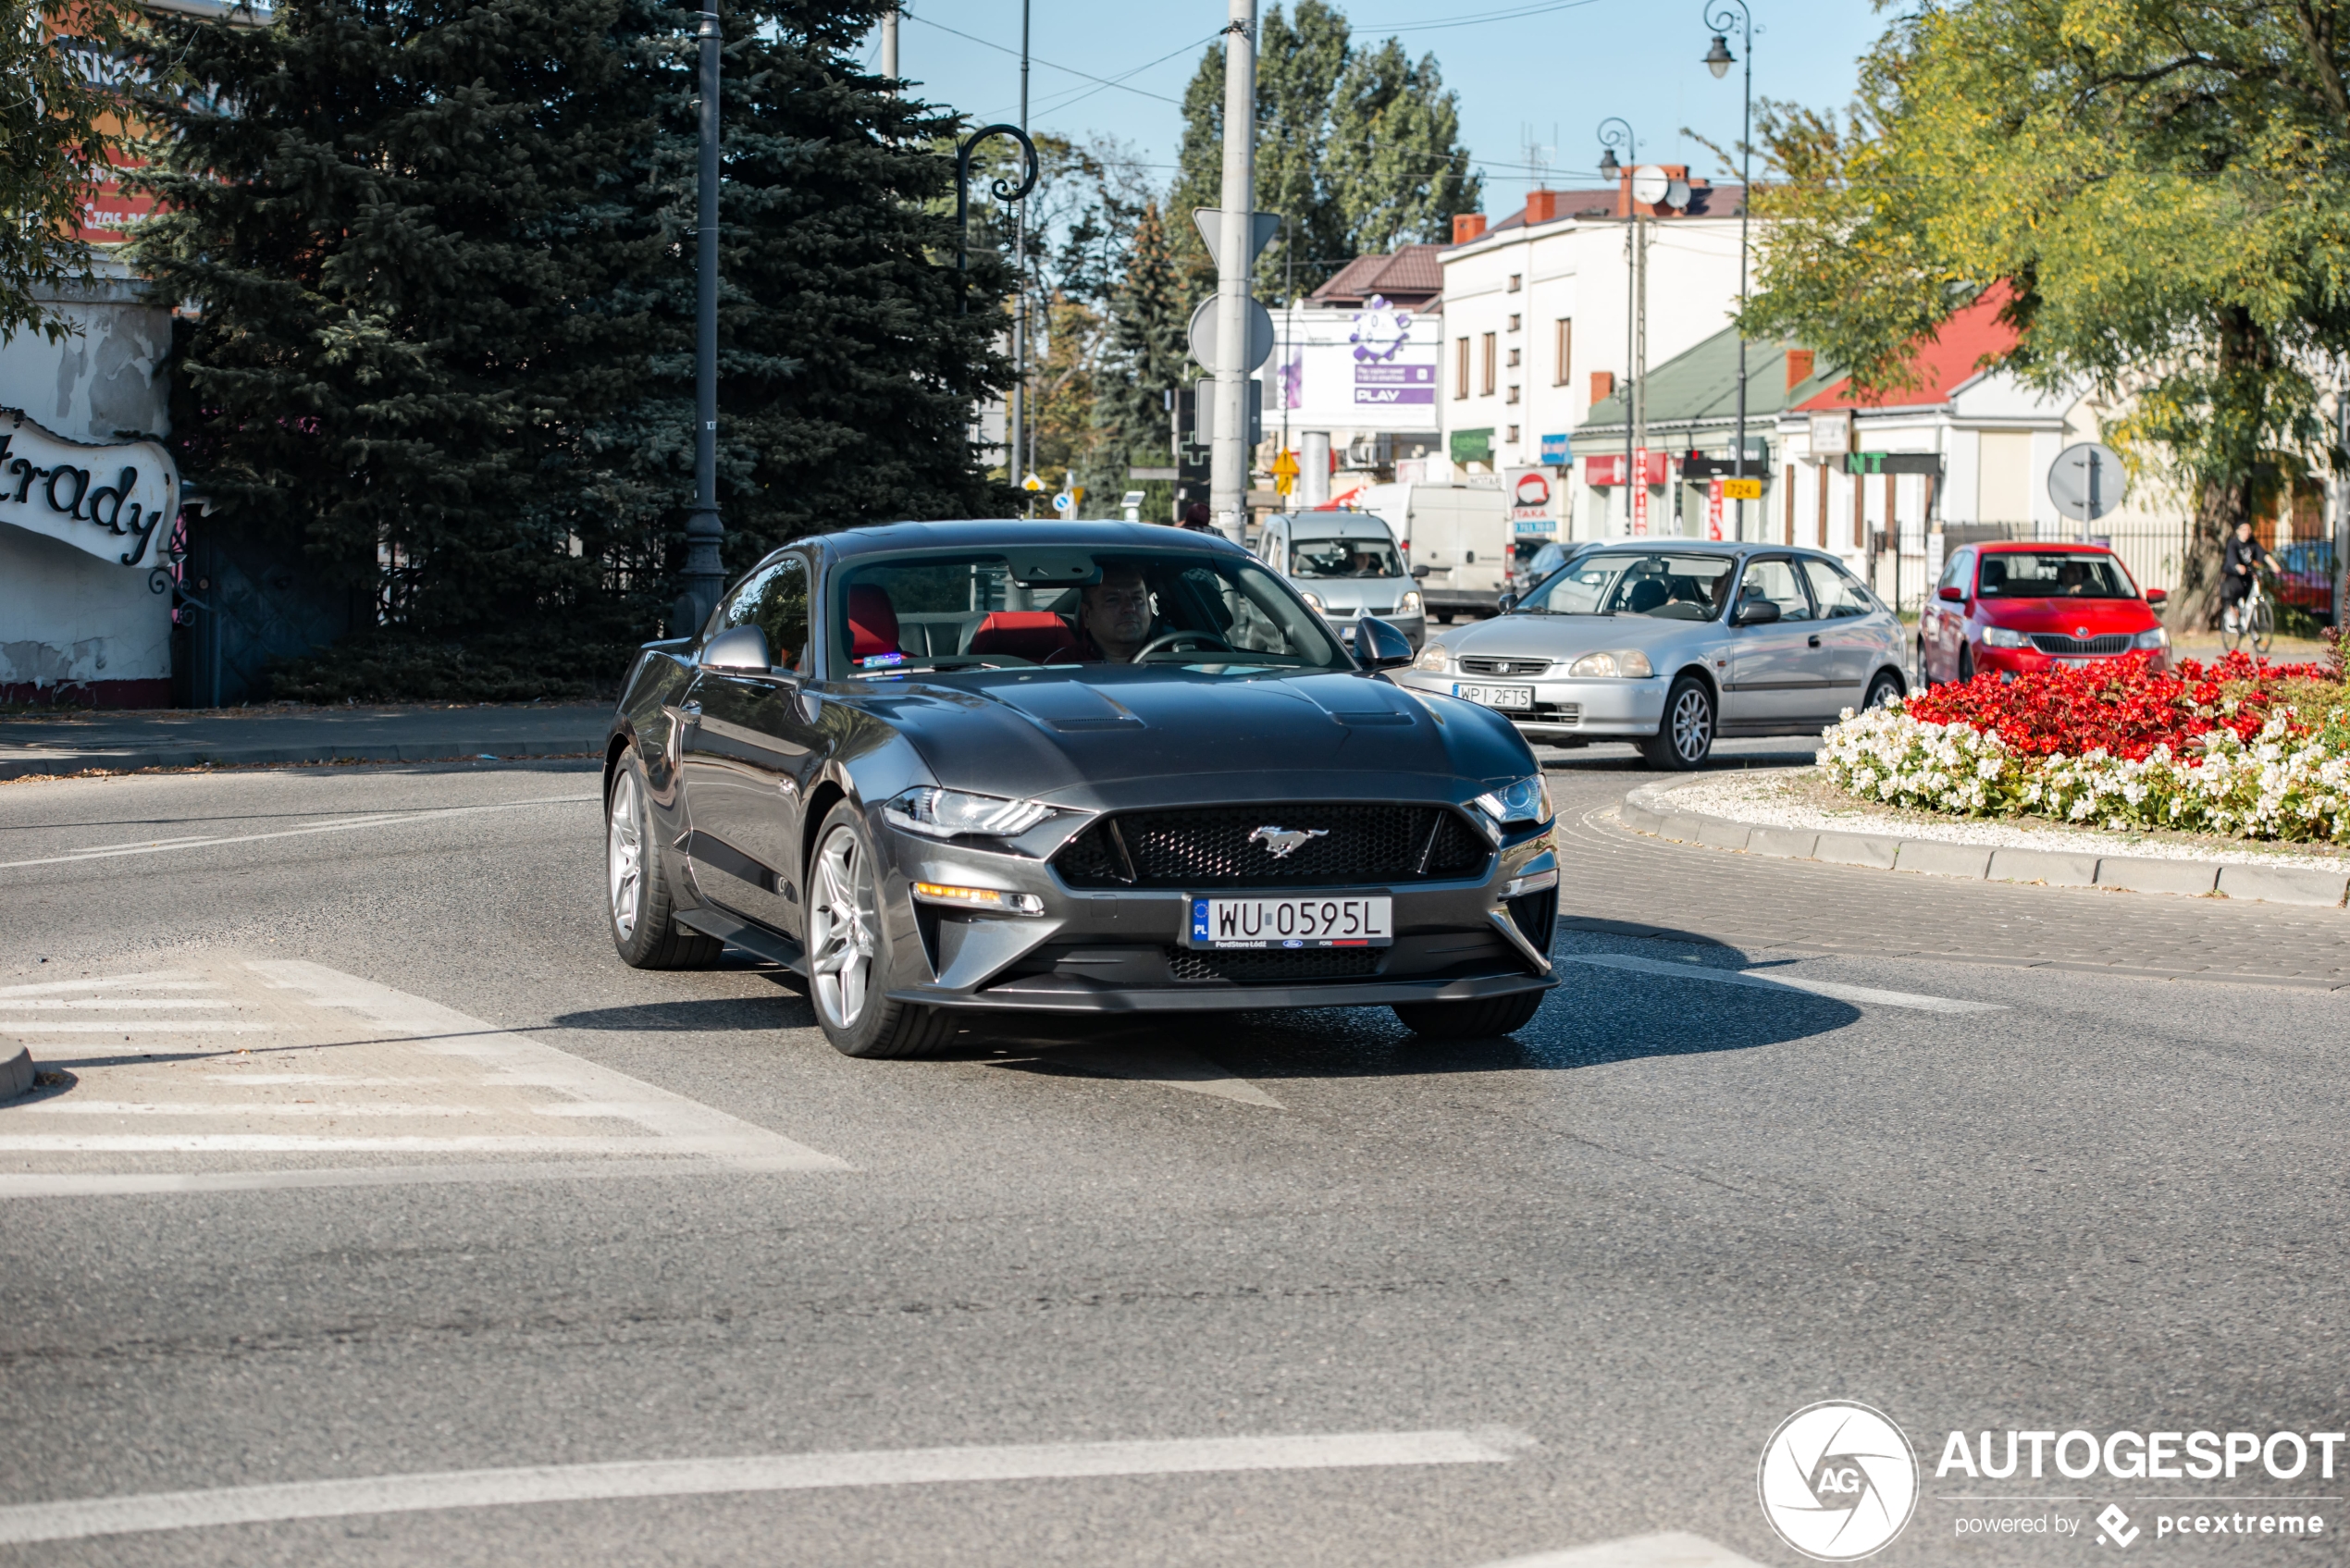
<box><xmin>2220</xmin><ymin>572</ymin><xmax>2276</xmax><ymax>656</ymax></box>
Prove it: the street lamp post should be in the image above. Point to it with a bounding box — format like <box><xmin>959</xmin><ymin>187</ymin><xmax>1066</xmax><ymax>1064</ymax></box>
<box><xmin>674</xmin><ymin>8</ymin><xmax>726</xmax><ymax>637</ymax></box>
<box><xmin>1702</xmin><ymin>1</ymin><xmax>1752</xmax><ymax>539</ymax></box>
<box><xmin>1598</xmin><ymin>118</ymin><xmax>1636</xmax><ymax>538</ymax></box>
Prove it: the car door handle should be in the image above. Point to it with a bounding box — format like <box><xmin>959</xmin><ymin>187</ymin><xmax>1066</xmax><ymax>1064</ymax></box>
<box><xmin>1807</xmin><ymin>635</ymin><xmax>1822</xmax><ymax>648</ymax></box>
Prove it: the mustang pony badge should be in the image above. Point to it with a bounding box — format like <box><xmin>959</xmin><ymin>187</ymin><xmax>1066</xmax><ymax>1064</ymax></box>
<box><xmin>1249</xmin><ymin>825</ymin><xmax>1330</xmax><ymax>858</ymax></box>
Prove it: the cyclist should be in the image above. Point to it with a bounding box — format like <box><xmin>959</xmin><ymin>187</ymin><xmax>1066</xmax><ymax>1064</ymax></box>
<box><xmin>2220</xmin><ymin>520</ymin><xmax>2281</xmax><ymax>638</ymax></box>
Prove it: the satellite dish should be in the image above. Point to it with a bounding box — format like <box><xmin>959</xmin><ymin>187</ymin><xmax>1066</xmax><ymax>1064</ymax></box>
<box><xmin>1629</xmin><ymin>165</ymin><xmax>1670</xmax><ymax>206</ymax></box>
<box><xmin>2047</xmin><ymin>441</ymin><xmax>2128</xmax><ymax>522</ymax></box>
<box><xmin>1664</xmin><ymin>179</ymin><xmax>1690</xmax><ymax>210</ymax></box>
<box><xmin>1187</xmin><ymin>295</ymin><xmax>1276</xmax><ymax>374</ymax></box>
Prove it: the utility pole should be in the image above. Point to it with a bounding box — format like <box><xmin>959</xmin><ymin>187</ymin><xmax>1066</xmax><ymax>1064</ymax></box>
<box><xmin>880</xmin><ymin>6</ymin><xmax>896</xmax><ymax>89</ymax></box>
<box><xmin>674</xmin><ymin>7</ymin><xmax>725</xmax><ymax>636</ymax></box>
<box><xmin>1633</xmin><ymin>206</ymin><xmax>1649</xmax><ymax>537</ymax></box>
<box><xmin>1210</xmin><ymin>0</ymin><xmax>1258</xmax><ymax>547</ymax></box>
<box><xmin>2336</xmin><ymin>371</ymin><xmax>2349</xmax><ymax>655</ymax></box>
<box><xmin>1009</xmin><ymin>0</ymin><xmax>1031</xmax><ymax>510</ymax></box>
<box><xmin>1703</xmin><ymin>4</ymin><xmax>1753</xmax><ymax>539</ymax></box>
<box><xmin>1598</xmin><ymin>118</ymin><xmax>1636</xmax><ymax>539</ymax></box>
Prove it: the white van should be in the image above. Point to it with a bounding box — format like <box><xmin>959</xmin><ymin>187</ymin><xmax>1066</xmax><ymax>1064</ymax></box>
<box><xmin>1255</xmin><ymin>512</ymin><xmax>1426</xmax><ymax>649</ymax></box>
<box><xmin>1355</xmin><ymin>482</ymin><xmax>1512</xmax><ymax>623</ymax></box>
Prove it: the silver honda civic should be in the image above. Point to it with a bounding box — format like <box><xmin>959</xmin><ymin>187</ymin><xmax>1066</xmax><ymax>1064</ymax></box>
<box><xmin>1392</xmin><ymin>540</ymin><xmax>1910</xmax><ymax>769</ymax></box>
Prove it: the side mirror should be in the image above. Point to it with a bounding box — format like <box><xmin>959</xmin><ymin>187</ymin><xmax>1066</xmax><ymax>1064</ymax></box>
<box><xmin>702</xmin><ymin>623</ymin><xmax>773</xmax><ymax>672</ymax></box>
<box><xmin>1937</xmin><ymin>585</ymin><xmax>1965</xmax><ymax>603</ymax></box>
<box><xmin>1354</xmin><ymin>614</ymin><xmax>1416</xmax><ymax>670</ymax></box>
<box><xmin>1411</xmin><ymin>564</ymin><xmax>1434</xmax><ymax>580</ymax></box>
<box><xmin>1732</xmin><ymin>598</ymin><xmax>1783</xmax><ymax>627</ymax></box>
<box><xmin>2146</xmin><ymin>586</ymin><xmax>2169</xmax><ymax>605</ymax></box>
<box><xmin>1497</xmin><ymin>592</ymin><xmax>1520</xmax><ymax>613</ymax></box>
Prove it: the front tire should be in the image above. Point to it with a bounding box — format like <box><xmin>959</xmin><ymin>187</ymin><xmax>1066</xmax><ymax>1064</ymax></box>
<box><xmin>805</xmin><ymin>802</ymin><xmax>955</xmax><ymax>1059</ymax></box>
<box><xmin>1394</xmin><ymin>991</ymin><xmax>1545</xmax><ymax>1039</ymax></box>
<box><xmin>1639</xmin><ymin>674</ymin><xmax>1715</xmax><ymax>770</ymax></box>
<box><xmin>1864</xmin><ymin>668</ymin><xmax>1905</xmax><ymax>710</ymax></box>
<box><xmin>607</xmin><ymin>751</ymin><xmax>724</xmax><ymax>969</ymax></box>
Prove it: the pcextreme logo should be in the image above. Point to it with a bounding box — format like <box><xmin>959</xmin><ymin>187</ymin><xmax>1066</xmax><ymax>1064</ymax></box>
<box><xmin>1758</xmin><ymin>1401</ymin><xmax>1921</xmax><ymax>1561</ymax></box>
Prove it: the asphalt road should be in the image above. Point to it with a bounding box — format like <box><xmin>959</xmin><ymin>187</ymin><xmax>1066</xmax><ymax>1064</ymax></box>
<box><xmin>2</xmin><ymin>747</ymin><xmax>2345</xmax><ymax>1568</ymax></box>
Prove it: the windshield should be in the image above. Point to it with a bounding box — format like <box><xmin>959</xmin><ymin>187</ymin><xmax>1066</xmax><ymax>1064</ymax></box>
<box><xmin>1291</xmin><ymin>536</ymin><xmax>1404</xmax><ymax>578</ymax></box>
<box><xmin>1977</xmin><ymin>552</ymin><xmax>2139</xmax><ymax>599</ymax></box>
<box><xmin>1515</xmin><ymin>551</ymin><xmax>1738</xmax><ymax>620</ymax></box>
<box><xmin>830</xmin><ymin>550</ymin><xmax>1348</xmax><ymax>675</ymax></box>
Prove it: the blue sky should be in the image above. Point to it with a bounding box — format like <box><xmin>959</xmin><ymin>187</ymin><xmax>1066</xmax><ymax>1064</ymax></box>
<box><xmin>872</xmin><ymin>0</ymin><xmax>1891</xmax><ymax>216</ymax></box>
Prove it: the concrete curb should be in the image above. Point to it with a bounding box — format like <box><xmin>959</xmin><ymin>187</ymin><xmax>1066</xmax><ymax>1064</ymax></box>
<box><xmin>1</xmin><ymin>1045</ymin><xmax>31</xmax><ymax>1101</ymax></box>
<box><xmin>1619</xmin><ymin>784</ymin><xmax>2350</xmax><ymax>909</ymax></box>
<box><xmin>0</xmin><ymin>737</ymin><xmax>599</xmax><ymax>782</ymax></box>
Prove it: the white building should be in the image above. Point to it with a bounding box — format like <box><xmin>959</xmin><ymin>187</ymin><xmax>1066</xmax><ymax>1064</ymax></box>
<box><xmin>1255</xmin><ymin>244</ymin><xmax>1444</xmax><ymax>508</ymax></box>
<box><xmin>1436</xmin><ymin>167</ymin><xmax>1751</xmax><ymax>535</ymax></box>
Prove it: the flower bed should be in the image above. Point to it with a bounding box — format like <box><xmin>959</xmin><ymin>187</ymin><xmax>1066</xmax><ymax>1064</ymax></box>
<box><xmin>1819</xmin><ymin>653</ymin><xmax>2350</xmax><ymax>841</ymax></box>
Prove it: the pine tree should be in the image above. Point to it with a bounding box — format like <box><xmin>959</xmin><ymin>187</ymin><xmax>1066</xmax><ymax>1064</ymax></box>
<box><xmin>1084</xmin><ymin>200</ymin><xmax>1187</xmax><ymax>510</ymax></box>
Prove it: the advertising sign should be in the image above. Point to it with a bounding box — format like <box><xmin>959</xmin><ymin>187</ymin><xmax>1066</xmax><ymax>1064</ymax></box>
<box><xmin>1262</xmin><ymin>295</ymin><xmax>1441</xmax><ymax>430</ymax></box>
<box><xmin>0</xmin><ymin>409</ymin><xmax>177</xmax><ymax>568</ymax></box>
<box><xmin>1631</xmin><ymin>446</ymin><xmax>1650</xmax><ymax>535</ymax></box>
<box><xmin>1706</xmin><ymin>478</ymin><xmax>1724</xmax><ymax>540</ymax></box>
<box><xmin>1538</xmin><ymin>432</ymin><xmax>1572</xmax><ymax>466</ymax></box>
<box><xmin>1504</xmin><ymin>467</ymin><xmax>1556</xmax><ymax>537</ymax></box>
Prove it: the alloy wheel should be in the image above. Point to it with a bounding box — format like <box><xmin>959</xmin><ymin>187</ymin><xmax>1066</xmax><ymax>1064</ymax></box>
<box><xmin>1671</xmin><ymin>685</ymin><xmax>1713</xmax><ymax>763</ymax></box>
<box><xmin>809</xmin><ymin>825</ymin><xmax>878</xmax><ymax>1031</ymax></box>
<box><xmin>607</xmin><ymin>769</ymin><xmax>643</xmax><ymax>942</ymax></box>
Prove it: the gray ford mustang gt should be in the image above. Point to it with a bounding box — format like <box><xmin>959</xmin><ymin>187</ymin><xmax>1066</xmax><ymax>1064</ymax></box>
<box><xmin>602</xmin><ymin>520</ymin><xmax>1560</xmax><ymax>1058</ymax></box>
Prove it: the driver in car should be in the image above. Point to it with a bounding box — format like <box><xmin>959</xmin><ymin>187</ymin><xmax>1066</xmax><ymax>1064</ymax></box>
<box><xmin>1070</xmin><ymin>563</ymin><xmax>1158</xmax><ymax>661</ymax></box>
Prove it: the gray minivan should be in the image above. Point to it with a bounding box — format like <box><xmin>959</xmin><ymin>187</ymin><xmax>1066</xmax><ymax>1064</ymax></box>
<box><xmin>1255</xmin><ymin>512</ymin><xmax>1428</xmax><ymax>650</ymax></box>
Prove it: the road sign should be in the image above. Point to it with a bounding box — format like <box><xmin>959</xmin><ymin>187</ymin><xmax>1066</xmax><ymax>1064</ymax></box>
<box><xmin>1721</xmin><ymin>477</ymin><xmax>1763</xmax><ymax>501</ymax></box>
<box><xmin>1539</xmin><ymin>432</ymin><xmax>1572</xmax><ymax>465</ymax></box>
<box><xmin>2048</xmin><ymin>441</ymin><xmax>2127</xmax><ymax>522</ymax></box>
<box><xmin>1269</xmin><ymin>449</ymin><xmax>1299</xmax><ymax>496</ymax></box>
<box><xmin>1021</xmin><ymin>473</ymin><xmax>1045</xmax><ymax>491</ymax></box>
<box><xmin>1050</xmin><ymin>491</ymin><xmax>1074</xmax><ymax>514</ymax></box>
<box><xmin>1187</xmin><ymin>295</ymin><xmax>1276</xmax><ymax>374</ymax></box>
<box><xmin>1191</xmin><ymin>209</ymin><xmax>1284</xmax><ymax>272</ymax></box>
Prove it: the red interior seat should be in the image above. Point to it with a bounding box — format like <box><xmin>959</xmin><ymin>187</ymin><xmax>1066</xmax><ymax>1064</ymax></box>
<box><xmin>967</xmin><ymin>611</ymin><xmax>1076</xmax><ymax>663</ymax></box>
<box><xmin>847</xmin><ymin>585</ymin><xmax>901</xmax><ymax>660</ymax></box>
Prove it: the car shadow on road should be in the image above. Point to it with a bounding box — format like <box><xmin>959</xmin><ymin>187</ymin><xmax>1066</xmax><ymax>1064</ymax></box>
<box><xmin>551</xmin><ymin>991</ymin><xmax>816</xmax><ymax>1033</ymax></box>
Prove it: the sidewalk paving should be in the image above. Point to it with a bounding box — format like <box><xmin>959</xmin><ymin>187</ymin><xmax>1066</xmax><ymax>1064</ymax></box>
<box><xmin>0</xmin><ymin>703</ymin><xmax>611</xmax><ymax>782</ymax></box>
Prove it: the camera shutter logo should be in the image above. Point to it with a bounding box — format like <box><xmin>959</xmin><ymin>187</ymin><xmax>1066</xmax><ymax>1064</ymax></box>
<box><xmin>1757</xmin><ymin>1401</ymin><xmax>1919</xmax><ymax>1561</ymax></box>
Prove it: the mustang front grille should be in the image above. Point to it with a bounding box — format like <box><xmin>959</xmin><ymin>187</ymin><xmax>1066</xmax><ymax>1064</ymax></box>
<box><xmin>1054</xmin><ymin>804</ymin><xmax>1490</xmax><ymax>889</ymax></box>
<box><xmin>2028</xmin><ymin>633</ymin><xmax>2134</xmax><ymax>655</ymax></box>
<box><xmin>1165</xmin><ymin>946</ymin><xmax>1385</xmax><ymax>982</ymax></box>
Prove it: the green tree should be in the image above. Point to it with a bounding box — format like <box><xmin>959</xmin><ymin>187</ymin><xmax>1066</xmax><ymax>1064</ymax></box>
<box><xmin>1170</xmin><ymin>1</ymin><xmax>1476</xmax><ymax>302</ymax></box>
<box><xmin>131</xmin><ymin>0</ymin><xmax>1013</xmax><ymax>696</ymax></box>
<box><xmin>1084</xmin><ymin>199</ymin><xmax>1188</xmax><ymax>512</ymax></box>
<box><xmin>1739</xmin><ymin>0</ymin><xmax>2350</xmax><ymax>631</ymax></box>
<box><xmin>2</xmin><ymin>0</ymin><xmax>132</xmax><ymax>343</ymax></box>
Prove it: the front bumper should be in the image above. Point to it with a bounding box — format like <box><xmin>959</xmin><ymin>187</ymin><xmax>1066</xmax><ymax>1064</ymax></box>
<box><xmin>1392</xmin><ymin>671</ymin><xmax>1666</xmax><ymax>740</ymax></box>
<box><xmin>1973</xmin><ymin>641</ymin><xmax>2169</xmax><ymax>677</ymax></box>
<box><xmin>868</xmin><ymin>805</ymin><xmax>1559</xmax><ymax>1014</ymax></box>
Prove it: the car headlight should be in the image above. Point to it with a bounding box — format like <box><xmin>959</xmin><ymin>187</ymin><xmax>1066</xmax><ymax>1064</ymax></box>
<box><xmin>1413</xmin><ymin>642</ymin><xmax>1451</xmax><ymax>673</ymax></box>
<box><xmin>2133</xmin><ymin>626</ymin><xmax>2170</xmax><ymax>650</ymax></box>
<box><xmin>1983</xmin><ymin>626</ymin><xmax>2031</xmax><ymax>648</ymax></box>
<box><xmin>1473</xmin><ymin>773</ymin><xmax>1554</xmax><ymax>827</ymax></box>
<box><xmin>884</xmin><ymin>787</ymin><xmax>1053</xmax><ymax>838</ymax></box>
<box><xmin>1300</xmin><ymin>590</ymin><xmax>1327</xmax><ymax>611</ymax></box>
<box><xmin>1398</xmin><ymin>589</ymin><xmax>1424</xmax><ymax>616</ymax></box>
<box><xmin>1566</xmin><ymin>649</ymin><xmax>1654</xmax><ymax>678</ymax></box>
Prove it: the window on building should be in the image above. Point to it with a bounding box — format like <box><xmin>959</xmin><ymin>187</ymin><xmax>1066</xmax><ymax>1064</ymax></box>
<box><xmin>1507</xmin><ymin>273</ymin><xmax>1522</xmax><ymax>293</ymax></box>
<box><xmin>1506</xmin><ymin>385</ymin><xmax>1521</xmax><ymax>405</ymax></box>
<box><xmin>1454</xmin><ymin>337</ymin><xmax>1470</xmax><ymax>400</ymax></box>
<box><xmin>1506</xmin><ymin>348</ymin><xmax>1521</xmax><ymax>369</ymax></box>
<box><xmin>1554</xmin><ymin>319</ymin><xmax>1572</xmax><ymax>387</ymax></box>
<box><xmin>1506</xmin><ymin>425</ymin><xmax>1521</xmax><ymax>444</ymax></box>
<box><xmin>1480</xmin><ymin>334</ymin><xmax>1496</xmax><ymax>396</ymax></box>
<box><xmin>1506</xmin><ymin>314</ymin><xmax>1521</xmax><ymax>333</ymax></box>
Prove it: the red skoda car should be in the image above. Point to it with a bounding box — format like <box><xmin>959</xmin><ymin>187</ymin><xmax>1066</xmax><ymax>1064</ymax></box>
<box><xmin>1920</xmin><ymin>541</ymin><xmax>2170</xmax><ymax>685</ymax></box>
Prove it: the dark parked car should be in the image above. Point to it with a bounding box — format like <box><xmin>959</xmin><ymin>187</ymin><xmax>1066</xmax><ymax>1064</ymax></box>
<box><xmin>602</xmin><ymin>521</ymin><xmax>1561</xmax><ymax>1057</ymax></box>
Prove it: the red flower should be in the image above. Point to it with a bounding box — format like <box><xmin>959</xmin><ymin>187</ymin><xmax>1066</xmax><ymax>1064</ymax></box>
<box><xmin>1906</xmin><ymin>653</ymin><xmax>2320</xmax><ymax>760</ymax></box>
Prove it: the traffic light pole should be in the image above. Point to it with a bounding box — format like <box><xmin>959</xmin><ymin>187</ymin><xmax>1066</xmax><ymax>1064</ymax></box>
<box><xmin>1209</xmin><ymin>0</ymin><xmax>1257</xmax><ymax>547</ymax></box>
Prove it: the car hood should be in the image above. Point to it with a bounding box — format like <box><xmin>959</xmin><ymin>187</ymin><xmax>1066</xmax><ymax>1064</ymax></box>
<box><xmin>1432</xmin><ymin>612</ymin><xmax>1722</xmax><ymax>658</ymax></box>
<box><xmin>1975</xmin><ymin>599</ymin><xmax>2158</xmax><ymax>632</ymax></box>
<box><xmin>834</xmin><ymin>665</ymin><xmax>1533</xmax><ymax>804</ymax></box>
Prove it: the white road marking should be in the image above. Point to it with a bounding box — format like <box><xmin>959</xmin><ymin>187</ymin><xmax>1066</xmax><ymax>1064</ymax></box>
<box><xmin>0</xmin><ymin>975</ymin><xmax>222</xmax><ymax>997</ymax></box>
<box><xmin>0</xmin><ymin>1134</ymin><xmax>724</xmax><ymax>1153</ymax></box>
<box><xmin>1040</xmin><ymin>1045</ymin><xmax>1284</xmax><ymax>1108</ymax></box>
<box><xmin>0</xmin><ymin>1020</ymin><xmax>274</xmax><ymax>1034</ymax></box>
<box><xmin>0</xmin><ymin>998</ymin><xmax>232</xmax><ymax>1010</ymax></box>
<box><xmin>15</xmin><ymin>1101</ymin><xmax>508</xmax><ymax>1117</ymax></box>
<box><xmin>0</xmin><ymin>1158</ymin><xmax>761</xmax><ymax>1197</ymax></box>
<box><xmin>0</xmin><ymin>795</ymin><xmax>596</xmax><ymax>871</ymax></box>
<box><xmin>244</xmin><ymin>960</ymin><xmax>843</xmax><ymax>1170</ymax></box>
<box><xmin>1463</xmin><ymin>1533</ymin><xmax>1767</xmax><ymax>1568</ymax></box>
<box><xmin>1559</xmin><ymin>953</ymin><xmax>2005</xmax><ymax>1014</ymax></box>
<box><xmin>0</xmin><ymin>1428</ymin><xmax>1523</xmax><ymax>1546</ymax></box>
